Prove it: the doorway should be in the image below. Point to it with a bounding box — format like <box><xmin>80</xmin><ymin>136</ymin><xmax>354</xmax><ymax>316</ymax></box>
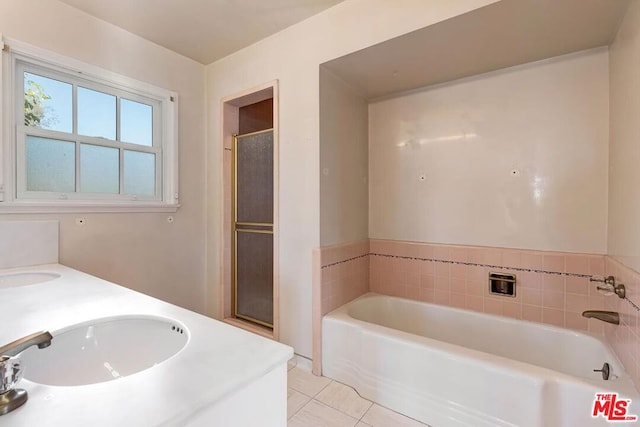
<box><xmin>221</xmin><ymin>82</ymin><xmax>279</xmax><ymax>338</ymax></box>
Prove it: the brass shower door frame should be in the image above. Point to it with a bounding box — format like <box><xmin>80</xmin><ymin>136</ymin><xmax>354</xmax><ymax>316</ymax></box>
<box><xmin>232</xmin><ymin>128</ymin><xmax>275</xmax><ymax>329</ymax></box>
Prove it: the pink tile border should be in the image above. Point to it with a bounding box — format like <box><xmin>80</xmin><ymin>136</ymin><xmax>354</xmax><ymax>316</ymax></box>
<box><xmin>312</xmin><ymin>248</ymin><xmax>322</xmax><ymax>375</ymax></box>
<box><xmin>369</xmin><ymin>239</ymin><xmax>607</xmax><ymax>333</ymax></box>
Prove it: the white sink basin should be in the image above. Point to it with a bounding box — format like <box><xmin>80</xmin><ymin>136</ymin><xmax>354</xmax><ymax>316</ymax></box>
<box><xmin>0</xmin><ymin>272</ymin><xmax>61</xmax><ymax>288</ymax></box>
<box><xmin>20</xmin><ymin>316</ymin><xmax>189</xmax><ymax>386</ymax></box>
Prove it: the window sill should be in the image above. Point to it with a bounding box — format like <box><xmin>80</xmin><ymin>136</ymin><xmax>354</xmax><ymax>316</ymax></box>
<box><xmin>0</xmin><ymin>202</ymin><xmax>180</xmax><ymax>214</ymax></box>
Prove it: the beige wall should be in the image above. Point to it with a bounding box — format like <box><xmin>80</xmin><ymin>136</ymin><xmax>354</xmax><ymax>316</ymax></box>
<box><xmin>0</xmin><ymin>0</ymin><xmax>207</xmax><ymax>313</ymax></box>
<box><xmin>319</xmin><ymin>67</ymin><xmax>368</xmax><ymax>246</ymax></box>
<box><xmin>608</xmin><ymin>0</ymin><xmax>640</xmax><ymax>273</ymax></box>
<box><xmin>369</xmin><ymin>48</ymin><xmax>610</xmax><ymax>254</ymax></box>
<box><xmin>206</xmin><ymin>0</ymin><xmax>499</xmax><ymax>357</ymax></box>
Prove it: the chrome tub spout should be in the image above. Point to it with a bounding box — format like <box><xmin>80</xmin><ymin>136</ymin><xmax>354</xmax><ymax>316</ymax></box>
<box><xmin>582</xmin><ymin>310</ymin><xmax>620</xmax><ymax>325</ymax></box>
<box><xmin>0</xmin><ymin>331</ymin><xmax>53</xmax><ymax>357</ymax></box>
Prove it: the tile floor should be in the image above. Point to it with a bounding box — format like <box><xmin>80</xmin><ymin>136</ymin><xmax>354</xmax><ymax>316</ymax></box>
<box><xmin>287</xmin><ymin>365</ymin><xmax>430</xmax><ymax>427</ymax></box>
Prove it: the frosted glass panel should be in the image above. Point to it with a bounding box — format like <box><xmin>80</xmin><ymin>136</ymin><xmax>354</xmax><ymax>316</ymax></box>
<box><xmin>26</xmin><ymin>136</ymin><xmax>75</xmax><ymax>192</ymax></box>
<box><xmin>24</xmin><ymin>72</ymin><xmax>72</xmax><ymax>133</ymax></box>
<box><xmin>236</xmin><ymin>231</ymin><xmax>273</xmax><ymax>325</ymax></box>
<box><xmin>124</xmin><ymin>151</ymin><xmax>155</xmax><ymax>196</ymax></box>
<box><xmin>121</xmin><ymin>99</ymin><xmax>153</xmax><ymax>146</ymax></box>
<box><xmin>78</xmin><ymin>87</ymin><xmax>116</xmax><ymax>140</ymax></box>
<box><xmin>236</xmin><ymin>131</ymin><xmax>273</xmax><ymax>223</ymax></box>
<box><xmin>80</xmin><ymin>144</ymin><xmax>119</xmax><ymax>193</ymax></box>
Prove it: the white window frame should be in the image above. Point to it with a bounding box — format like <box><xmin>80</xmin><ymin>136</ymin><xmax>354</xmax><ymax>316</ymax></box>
<box><xmin>0</xmin><ymin>36</ymin><xmax>179</xmax><ymax>213</ymax></box>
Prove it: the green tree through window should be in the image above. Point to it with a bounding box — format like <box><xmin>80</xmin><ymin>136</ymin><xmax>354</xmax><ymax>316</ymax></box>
<box><xmin>24</xmin><ymin>79</ymin><xmax>56</xmax><ymax>128</ymax></box>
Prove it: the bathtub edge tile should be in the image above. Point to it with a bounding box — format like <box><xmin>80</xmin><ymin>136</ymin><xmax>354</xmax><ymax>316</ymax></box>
<box><xmin>315</xmin><ymin>381</ymin><xmax>373</xmax><ymax>420</ymax></box>
<box><xmin>288</xmin><ymin>399</ymin><xmax>360</xmax><ymax>427</ymax></box>
<box><xmin>288</xmin><ymin>388</ymin><xmax>312</xmax><ymax>419</ymax></box>
<box><xmin>361</xmin><ymin>403</ymin><xmax>430</xmax><ymax>427</ymax></box>
<box><xmin>288</xmin><ymin>367</ymin><xmax>332</xmax><ymax>398</ymax></box>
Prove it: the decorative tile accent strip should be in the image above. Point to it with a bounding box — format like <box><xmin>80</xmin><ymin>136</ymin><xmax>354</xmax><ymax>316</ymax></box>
<box><xmin>625</xmin><ymin>297</ymin><xmax>640</xmax><ymax>312</ymax></box>
<box><xmin>369</xmin><ymin>252</ymin><xmax>591</xmax><ymax>278</ymax></box>
<box><xmin>321</xmin><ymin>253</ymin><xmax>369</xmax><ymax>269</ymax></box>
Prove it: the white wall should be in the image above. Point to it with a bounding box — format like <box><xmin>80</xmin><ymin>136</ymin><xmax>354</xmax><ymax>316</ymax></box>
<box><xmin>369</xmin><ymin>48</ymin><xmax>609</xmax><ymax>254</ymax></box>
<box><xmin>0</xmin><ymin>0</ymin><xmax>207</xmax><ymax>312</ymax></box>
<box><xmin>206</xmin><ymin>0</ymin><xmax>500</xmax><ymax>357</ymax></box>
<box><xmin>319</xmin><ymin>67</ymin><xmax>368</xmax><ymax>246</ymax></box>
<box><xmin>608</xmin><ymin>0</ymin><xmax>640</xmax><ymax>273</ymax></box>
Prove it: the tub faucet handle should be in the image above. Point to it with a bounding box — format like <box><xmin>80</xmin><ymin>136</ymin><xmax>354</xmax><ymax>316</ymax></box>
<box><xmin>589</xmin><ymin>276</ymin><xmax>626</xmax><ymax>299</ymax></box>
<box><xmin>589</xmin><ymin>275</ymin><xmax>615</xmax><ymax>286</ymax></box>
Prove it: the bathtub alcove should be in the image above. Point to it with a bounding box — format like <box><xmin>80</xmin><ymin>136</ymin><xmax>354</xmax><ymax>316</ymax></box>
<box><xmin>317</xmin><ymin>1</ymin><xmax>639</xmax><ymax>426</ymax></box>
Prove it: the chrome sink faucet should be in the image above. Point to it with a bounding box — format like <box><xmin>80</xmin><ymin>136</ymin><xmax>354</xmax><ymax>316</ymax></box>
<box><xmin>0</xmin><ymin>331</ymin><xmax>52</xmax><ymax>416</ymax></box>
<box><xmin>0</xmin><ymin>331</ymin><xmax>53</xmax><ymax>357</ymax></box>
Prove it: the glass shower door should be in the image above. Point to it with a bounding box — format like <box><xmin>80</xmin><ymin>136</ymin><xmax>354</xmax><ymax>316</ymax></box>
<box><xmin>233</xmin><ymin>129</ymin><xmax>274</xmax><ymax>327</ymax></box>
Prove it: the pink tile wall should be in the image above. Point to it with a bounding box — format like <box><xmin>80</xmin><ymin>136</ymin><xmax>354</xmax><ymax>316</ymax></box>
<box><xmin>313</xmin><ymin>240</ymin><xmax>369</xmax><ymax>375</ymax></box>
<box><xmin>320</xmin><ymin>240</ymin><xmax>370</xmax><ymax>315</ymax></box>
<box><xmin>369</xmin><ymin>239</ymin><xmax>608</xmax><ymax>334</ymax></box>
<box><xmin>604</xmin><ymin>257</ymin><xmax>640</xmax><ymax>389</ymax></box>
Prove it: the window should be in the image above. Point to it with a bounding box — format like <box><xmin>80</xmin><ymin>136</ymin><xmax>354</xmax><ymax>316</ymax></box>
<box><xmin>1</xmin><ymin>37</ymin><xmax>178</xmax><ymax>212</ymax></box>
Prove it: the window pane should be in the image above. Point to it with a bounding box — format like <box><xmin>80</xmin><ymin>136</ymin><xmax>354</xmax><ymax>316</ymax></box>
<box><xmin>80</xmin><ymin>144</ymin><xmax>119</xmax><ymax>194</ymax></box>
<box><xmin>121</xmin><ymin>99</ymin><xmax>153</xmax><ymax>146</ymax></box>
<box><xmin>26</xmin><ymin>136</ymin><xmax>75</xmax><ymax>192</ymax></box>
<box><xmin>78</xmin><ymin>87</ymin><xmax>116</xmax><ymax>140</ymax></box>
<box><xmin>124</xmin><ymin>151</ymin><xmax>155</xmax><ymax>196</ymax></box>
<box><xmin>24</xmin><ymin>72</ymin><xmax>72</xmax><ymax>133</ymax></box>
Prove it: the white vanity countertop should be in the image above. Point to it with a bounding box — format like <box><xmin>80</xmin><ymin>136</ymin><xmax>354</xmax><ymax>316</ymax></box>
<box><xmin>0</xmin><ymin>264</ymin><xmax>293</xmax><ymax>426</ymax></box>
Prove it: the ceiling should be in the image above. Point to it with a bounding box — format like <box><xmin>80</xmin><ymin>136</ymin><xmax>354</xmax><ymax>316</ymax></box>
<box><xmin>58</xmin><ymin>0</ymin><xmax>344</xmax><ymax>64</ymax></box>
<box><xmin>322</xmin><ymin>0</ymin><xmax>631</xmax><ymax>100</ymax></box>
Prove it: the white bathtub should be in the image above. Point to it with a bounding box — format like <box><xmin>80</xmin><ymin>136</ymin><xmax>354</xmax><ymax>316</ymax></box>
<box><xmin>322</xmin><ymin>293</ymin><xmax>640</xmax><ymax>427</ymax></box>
